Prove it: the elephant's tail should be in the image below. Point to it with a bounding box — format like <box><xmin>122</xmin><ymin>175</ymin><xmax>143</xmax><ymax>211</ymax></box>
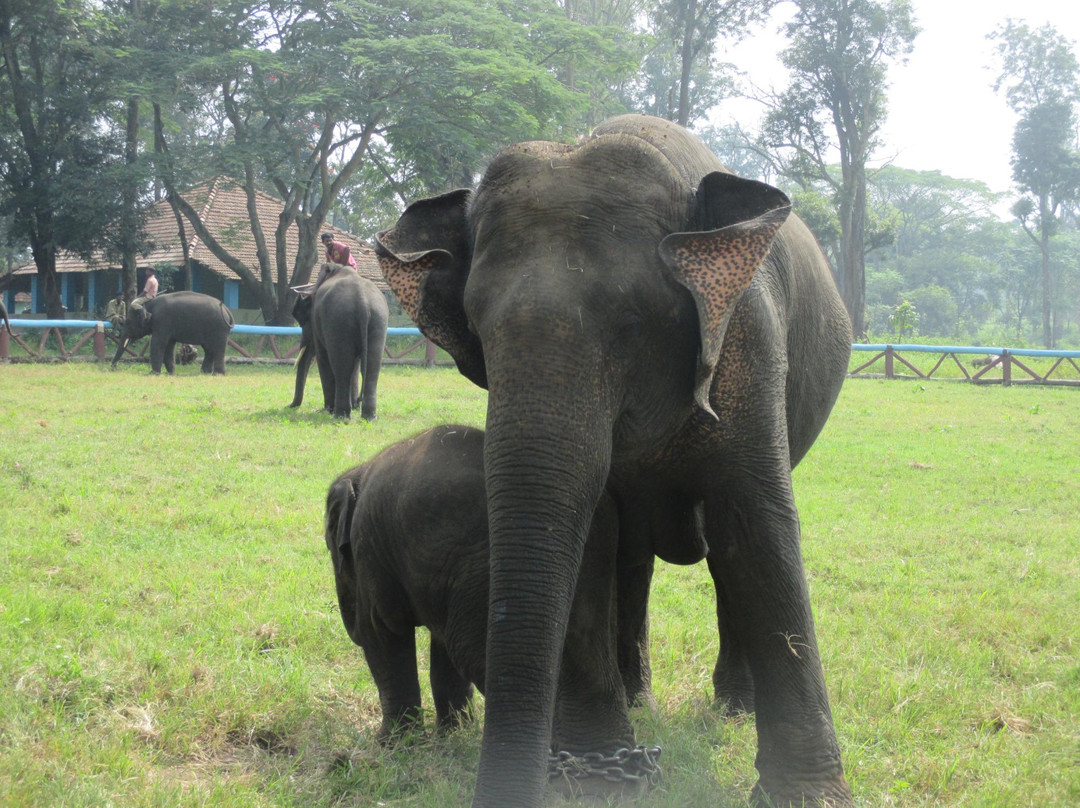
<box><xmin>220</xmin><ymin>304</ymin><xmax>236</xmax><ymax>329</ymax></box>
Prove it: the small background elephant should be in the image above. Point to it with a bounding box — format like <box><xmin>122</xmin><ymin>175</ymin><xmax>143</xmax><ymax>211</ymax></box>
<box><xmin>111</xmin><ymin>291</ymin><xmax>234</xmax><ymax>374</ymax></box>
<box><xmin>325</xmin><ymin>424</ymin><xmax>635</xmax><ymax>756</ymax></box>
<box><xmin>290</xmin><ymin>266</ymin><xmax>388</xmax><ymax>420</ymax></box>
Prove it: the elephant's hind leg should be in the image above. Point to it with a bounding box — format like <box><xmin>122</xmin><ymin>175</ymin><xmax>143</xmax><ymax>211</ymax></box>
<box><xmin>363</xmin><ymin>629</ymin><xmax>423</xmax><ymax>743</ymax></box>
<box><xmin>359</xmin><ymin>323</ymin><xmax>386</xmax><ymax>421</ymax></box>
<box><xmin>429</xmin><ymin>637</ymin><xmax>474</xmax><ymax>731</ymax></box>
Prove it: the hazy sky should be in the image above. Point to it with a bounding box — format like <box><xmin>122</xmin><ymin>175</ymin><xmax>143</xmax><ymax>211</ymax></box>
<box><xmin>715</xmin><ymin>1</ymin><xmax>1080</xmax><ymax>196</ymax></box>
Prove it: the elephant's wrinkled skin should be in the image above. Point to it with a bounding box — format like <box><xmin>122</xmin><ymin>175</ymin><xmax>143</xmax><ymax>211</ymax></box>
<box><xmin>110</xmin><ymin>291</ymin><xmax>234</xmax><ymax>374</ymax></box>
<box><xmin>325</xmin><ymin>424</ymin><xmax>634</xmax><ymax>755</ymax></box>
<box><xmin>291</xmin><ymin>267</ymin><xmax>388</xmax><ymax>420</ymax></box>
<box><xmin>376</xmin><ymin>114</ymin><xmax>853</xmax><ymax>807</ymax></box>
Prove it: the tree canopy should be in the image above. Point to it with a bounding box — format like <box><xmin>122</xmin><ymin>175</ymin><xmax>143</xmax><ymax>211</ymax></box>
<box><xmin>0</xmin><ymin>0</ymin><xmax>144</xmax><ymax>317</ymax></box>
<box><xmin>757</xmin><ymin>0</ymin><xmax>917</xmax><ymax>337</ymax></box>
<box><xmin>992</xmin><ymin>19</ymin><xmax>1080</xmax><ymax>347</ymax></box>
<box><xmin>143</xmin><ymin>0</ymin><xmax>642</xmax><ymax>323</ymax></box>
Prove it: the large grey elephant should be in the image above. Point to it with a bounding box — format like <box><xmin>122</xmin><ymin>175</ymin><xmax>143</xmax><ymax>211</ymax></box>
<box><xmin>289</xmin><ymin>267</ymin><xmax>388</xmax><ymax>420</ymax></box>
<box><xmin>110</xmin><ymin>291</ymin><xmax>234</xmax><ymax>374</ymax></box>
<box><xmin>325</xmin><ymin>424</ymin><xmax>635</xmax><ymax>761</ymax></box>
<box><xmin>375</xmin><ymin>114</ymin><xmax>852</xmax><ymax>807</ymax></box>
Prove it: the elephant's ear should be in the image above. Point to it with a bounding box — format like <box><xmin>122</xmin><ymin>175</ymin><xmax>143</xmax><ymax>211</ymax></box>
<box><xmin>375</xmin><ymin>189</ymin><xmax>488</xmax><ymax>389</ymax></box>
<box><xmin>659</xmin><ymin>172</ymin><xmax>791</xmax><ymax>418</ymax></box>
<box><xmin>325</xmin><ymin>477</ymin><xmax>357</xmax><ymax>569</ymax></box>
<box><xmin>325</xmin><ymin>475</ymin><xmax>363</xmax><ymax>644</ymax></box>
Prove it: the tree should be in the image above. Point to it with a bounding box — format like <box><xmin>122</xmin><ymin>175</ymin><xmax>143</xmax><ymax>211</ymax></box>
<box><xmin>992</xmin><ymin>19</ymin><xmax>1080</xmax><ymax>347</ymax></box>
<box><xmin>146</xmin><ymin>0</ymin><xmax>639</xmax><ymax>324</ymax></box>
<box><xmin>862</xmin><ymin>167</ymin><xmax>1039</xmax><ymax>341</ymax></box>
<box><xmin>622</xmin><ymin>1</ymin><xmax>770</xmax><ymax>127</ymax></box>
<box><xmin>757</xmin><ymin>0</ymin><xmax>917</xmax><ymax>337</ymax></box>
<box><xmin>0</xmin><ymin>0</ymin><xmax>136</xmax><ymax>318</ymax></box>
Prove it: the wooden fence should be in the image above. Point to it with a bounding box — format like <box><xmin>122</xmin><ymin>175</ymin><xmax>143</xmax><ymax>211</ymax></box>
<box><xmin>0</xmin><ymin>320</ymin><xmax>441</xmax><ymax>366</ymax></box>
<box><xmin>850</xmin><ymin>343</ymin><xmax>1080</xmax><ymax>386</ymax></box>
<box><xmin>3</xmin><ymin>320</ymin><xmax>1080</xmax><ymax>387</ymax></box>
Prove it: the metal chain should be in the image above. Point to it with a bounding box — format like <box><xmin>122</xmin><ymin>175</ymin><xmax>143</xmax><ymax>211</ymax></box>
<box><xmin>547</xmin><ymin>744</ymin><xmax>663</xmax><ymax>787</ymax></box>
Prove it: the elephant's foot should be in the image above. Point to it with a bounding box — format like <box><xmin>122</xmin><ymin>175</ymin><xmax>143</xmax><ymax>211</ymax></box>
<box><xmin>376</xmin><ymin>712</ymin><xmax>424</xmax><ymax>747</ymax></box>
<box><xmin>547</xmin><ymin>745</ymin><xmax>662</xmax><ymax>801</ymax></box>
<box><xmin>626</xmin><ymin>684</ymin><xmax>658</xmax><ymax>712</ymax></box>
<box><xmin>713</xmin><ymin>665</ymin><xmax>755</xmax><ymax>715</ymax></box>
<box><xmin>751</xmin><ymin>777</ymin><xmax>853</xmax><ymax>808</ymax></box>
<box><xmin>713</xmin><ymin>685</ymin><xmax>755</xmax><ymax>716</ymax></box>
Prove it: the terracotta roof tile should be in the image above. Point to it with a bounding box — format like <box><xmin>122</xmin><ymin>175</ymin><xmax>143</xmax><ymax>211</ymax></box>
<box><xmin>15</xmin><ymin>177</ymin><xmax>386</xmax><ymax>292</ymax></box>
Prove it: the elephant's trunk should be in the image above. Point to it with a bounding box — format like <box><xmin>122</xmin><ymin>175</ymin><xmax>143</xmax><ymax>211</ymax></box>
<box><xmin>471</xmin><ymin>341</ymin><xmax>616</xmax><ymax>807</ymax></box>
<box><xmin>289</xmin><ymin>342</ymin><xmax>312</xmax><ymax>407</ymax></box>
<box><xmin>111</xmin><ymin>336</ymin><xmax>130</xmax><ymax>367</ymax></box>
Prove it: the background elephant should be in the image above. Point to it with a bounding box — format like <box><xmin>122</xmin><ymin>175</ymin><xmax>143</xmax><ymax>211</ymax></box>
<box><xmin>376</xmin><ymin>114</ymin><xmax>852</xmax><ymax>807</ymax></box>
<box><xmin>293</xmin><ymin>267</ymin><xmax>388</xmax><ymax>420</ymax></box>
<box><xmin>325</xmin><ymin>424</ymin><xmax>635</xmax><ymax>757</ymax></box>
<box><xmin>110</xmin><ymin>291</ymin><xmax>234</xmax><ymax>374</ymax></box>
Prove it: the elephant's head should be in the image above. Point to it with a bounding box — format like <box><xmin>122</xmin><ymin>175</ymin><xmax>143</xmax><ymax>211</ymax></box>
<box><xmin>375</xmin><ymin>120</ymin><xmax>790</xmax><ymax>803</ymax></box>
<box><xmin>111</xmin><ymin>300</ymin><xmax>153</xmax><ymax>366</ymax></box>
<box><xmin>292</xmin><ymin>293</ymin><xmax>313</xmax><ymax>330</ymax></box>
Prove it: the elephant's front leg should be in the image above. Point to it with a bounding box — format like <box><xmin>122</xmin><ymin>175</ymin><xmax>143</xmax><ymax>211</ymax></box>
<box><xmin>314</xmin><ymin>342</ymin><xmax>336</xmax><ymax>413</ymax></box>
<box><xmin>708</xmin><ymin>551</ymin><xmax>755</xmax><ymax>715</ymax></box>
<box><xmin>553</xmin><ymin>497</ymin><xmax>635</xmax><ymax>749</ymax></box>
<box><xmin>705</xmin><ymin>469</ymin><xmax>851</xmax><ymax>806</ymax></box>
<box><xmin>148</xmin><ymin>335</ymin><xmax>167</xmax><ymax>374</ymax></box>
<box><xmin>615</xmin><ymin>558</ymin><xmax>655</xmax><ymax>709</ymax></box>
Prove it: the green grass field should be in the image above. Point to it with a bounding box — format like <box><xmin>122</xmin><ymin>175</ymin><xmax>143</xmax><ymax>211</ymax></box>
<box><xmin>1</xmin><ymin>363</ymin><xmax>1077</xmax><ymax>807</ymax></box>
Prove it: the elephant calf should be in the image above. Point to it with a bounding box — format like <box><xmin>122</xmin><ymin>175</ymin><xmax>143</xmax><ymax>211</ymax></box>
<box><xmin>324</xmin><ymin>424</ymin><xmax>635</xmax><ymax>755</ymax></box>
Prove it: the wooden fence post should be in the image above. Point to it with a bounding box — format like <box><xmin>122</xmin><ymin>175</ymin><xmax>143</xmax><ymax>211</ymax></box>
<box><xmin>424</xmin><ymin>338</ymin><xmax>436</xmax><ymax>368</ymax></box>
<box><xmin>0</xmin><ymin>325</ymin><xmax>9</xmax><ymax>361</ymax></box>
<box><xmin>885</xmin><ymin>345</ymin><xmax>895</xmax><ymax>379</ymax></box>
<box><xmin>94</xmin><ymin>322</ymin><xmax>106</xmax><ymax>360</ymax></box>
<box><xmin>1001</xmin><ymin>349</ymin><xmax>1011</xmax><ymax>387</ymax></box>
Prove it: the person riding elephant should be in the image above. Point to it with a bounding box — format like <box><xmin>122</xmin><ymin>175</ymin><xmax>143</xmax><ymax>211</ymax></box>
<box><xmin>324</xmin><ymin>424</ymin><xmax>642</xmax><ymax>787</ymax></box>
<box><xmin>111</xmin><ymin>291</ymin><xmax>234</xmax><ymax>375</ymax></box>
<box><xmin>289</xmin><ymin>269</ymin><xmax>388</xmax><ymax>420</ymax></box>
<box><xmin>375</xmin><ymin>114</ymin><xmax>853</xmax><ymax>807</ymax></box>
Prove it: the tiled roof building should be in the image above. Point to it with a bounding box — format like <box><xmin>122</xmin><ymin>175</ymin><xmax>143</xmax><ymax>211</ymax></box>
<box><xmin>8</xmin><ymin>177</ymin><xmax>385</xmax><ymax>316</ymax></box>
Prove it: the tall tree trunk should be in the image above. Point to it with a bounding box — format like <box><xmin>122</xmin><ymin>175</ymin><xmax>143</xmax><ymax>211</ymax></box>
<box><xmin>677</xmin><ymin>0</ymin><xmax>697</xmax><ymax>126</ymax></box>
<box><xmin>167</xmin><ymin>198</ymin><xmax>192</xmax><ymax>291</ymax></box>
<box><xmin>31</xmin><ymin>237</ymin><xmax>63</xmax><ymax>319</ymax></box>
<box><xmin>1039</xmin><ymin>198</ymin><xmax>1053</xmax><ymax>348</ymax></box>
<box><xmin>122</xmin><ymin>0</ymin><xmax>142</xmax><ymax>301</ymax></box>
<box><xmin>122</xmin><ymin>93</ymin><xmax>140</xmax><ymax>301</ymax></box>
<box><xmin>1039</xmin><ymin>237</ymin><xmax>1052</xmax><ymax>348</ymax></box>
<box><xmin>838</xmin><ymin>170</ymin><xmax>867</xmax><ymax>338</ymax></box>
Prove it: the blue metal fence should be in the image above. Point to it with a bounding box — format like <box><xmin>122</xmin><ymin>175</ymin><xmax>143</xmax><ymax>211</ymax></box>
<box><xmin>3</xmin><ymin>319</ymin><xmax>1079</xmax><ymax>385</ymax></box>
